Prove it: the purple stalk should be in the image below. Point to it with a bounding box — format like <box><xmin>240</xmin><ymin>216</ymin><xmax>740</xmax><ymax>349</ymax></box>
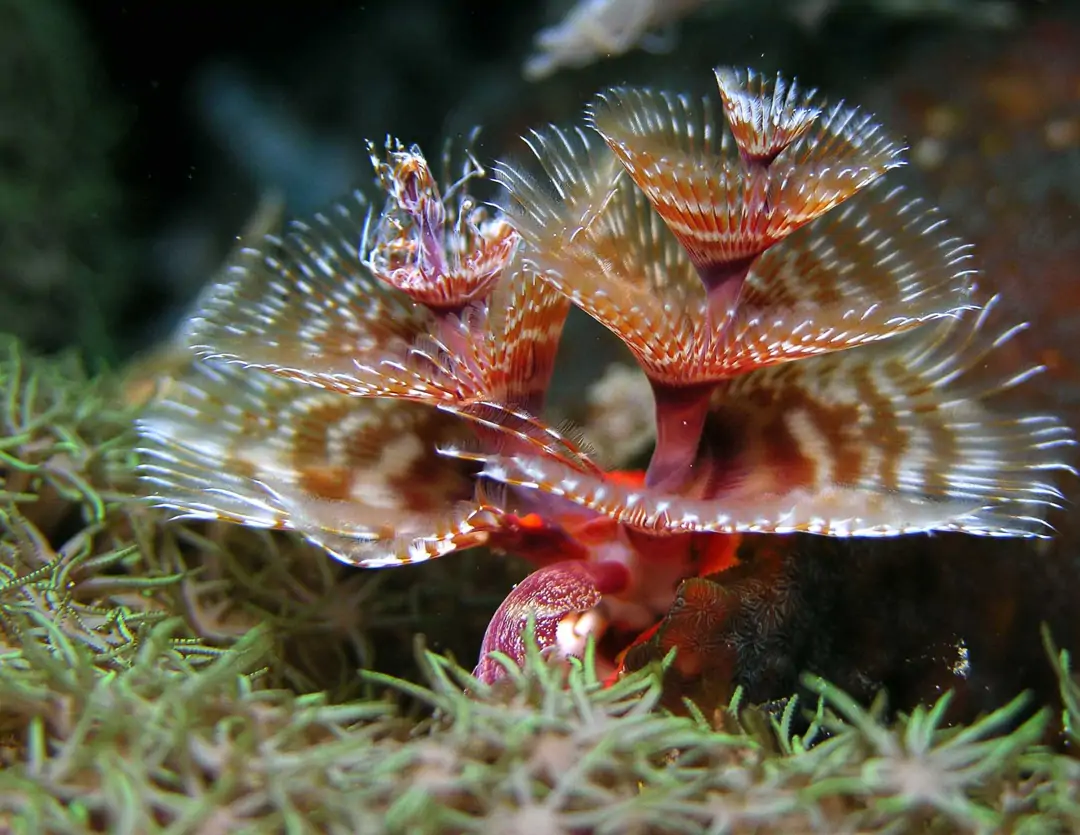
<box><xmin>645</xmin><ymin>381</ymin><xmax>714</xmax><ymax>492</ymax></box>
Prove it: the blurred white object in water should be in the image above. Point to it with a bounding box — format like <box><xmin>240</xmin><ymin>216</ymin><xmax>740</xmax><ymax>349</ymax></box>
<box><xmin>525</xmin><ymin>0</ymin><xmax>1017</xmax><ymax>80</ymax></box>
<box><xmin>524</xmin><ymin>0</ymin><xmax>704</xmax><ymax>81</ymax></box>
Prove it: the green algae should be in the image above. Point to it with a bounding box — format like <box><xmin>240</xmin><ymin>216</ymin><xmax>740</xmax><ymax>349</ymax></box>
<box><xmin>1</xmin><ymin>336</ymin><xmax>1079</xmax><ymax>833</ymax></box>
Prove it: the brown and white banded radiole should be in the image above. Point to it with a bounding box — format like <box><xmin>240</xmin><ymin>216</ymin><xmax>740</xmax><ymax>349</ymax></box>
<box><xmin>136</xmin><ymin>67</ymin><xmax>1075</xmax><ymax>684</ymax></box>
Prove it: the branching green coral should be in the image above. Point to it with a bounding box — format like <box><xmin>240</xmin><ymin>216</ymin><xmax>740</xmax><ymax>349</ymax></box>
<box><xmin>3</xmin><ymin>338</ymin><xmax>1080</xmax><ymax>832</ymax></box>
<box><xmin>1044</xmin><ymin>625</ymin><xmax>1080</xmax><ymax>747</ymax></box>
<box><xmin>4</xmin><ymin>618</ymin><xmax>1078</xmax><ymax>834</ymax></box>
<box><xmin>0</xmin><ymin>336</ymin><xmax>523</xmax><ymax>720</ymax></box>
